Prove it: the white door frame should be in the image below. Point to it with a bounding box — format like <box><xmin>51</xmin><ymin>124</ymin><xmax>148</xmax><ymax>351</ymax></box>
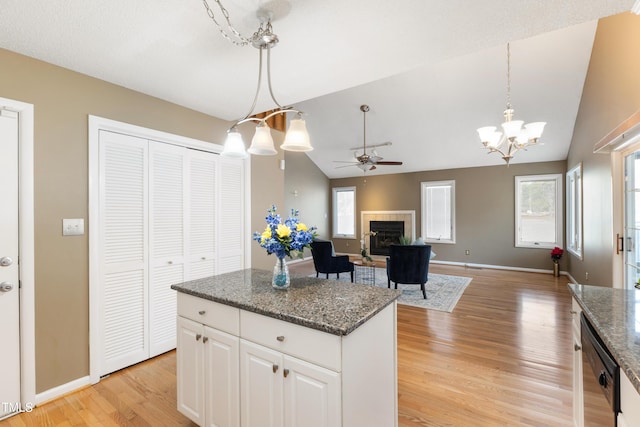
<box><xmin>0</xmin><ymin>97</ymin><xmax>35</xmax><ymax>407</ymax></box>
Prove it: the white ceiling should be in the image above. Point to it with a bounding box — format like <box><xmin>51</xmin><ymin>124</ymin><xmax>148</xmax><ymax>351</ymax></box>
<box><xmin>0</xmin><ymin>0</ymin><xmax>636</xmax><ymax>178</ymax></box>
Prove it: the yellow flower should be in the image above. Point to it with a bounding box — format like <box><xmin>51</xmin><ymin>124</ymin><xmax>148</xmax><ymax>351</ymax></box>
<box><xmin>260</xmin><ymin>226</ymin><xmax>271</xmax><ymax>243</ymax></box>
<box><xmin>297</xmin><ymin>223</ymin><xmax>308</xmax><ymax>232</ymax></box>
<box><xmin>276</xmin><ymin>224</ymin><xmax>291</xmax><ymax>238</ymax></box>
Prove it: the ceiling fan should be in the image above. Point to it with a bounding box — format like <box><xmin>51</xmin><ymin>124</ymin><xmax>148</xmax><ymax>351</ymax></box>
<box><xmin>334</xmin><ymin>105</ymin><xmax>403</xmax><ymax>171</ymax></box>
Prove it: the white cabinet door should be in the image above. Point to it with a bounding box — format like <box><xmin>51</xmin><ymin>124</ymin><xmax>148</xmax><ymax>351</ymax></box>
<box><xmin>571</xmin><ymin>298</ymin><xmax>583</xmax><ymax>427</ymax></box>
<box><xmin>177</xmin><ymin>316</ymin><xmax>205</xmax><ymax>426</ymax></box>
<box><xmin>240</xmin><ymin>340</ymin><xmax>283</xmax><ymax>427</ymax></box>
<box><xmin>284</xmin><ymin>355</ymin><xmax>341</xmax><ymax>427</ymax></box>
<box><xmin>149</xmin><ymin>142</ymin><xmax>186</xmax><ymax>356</ymax></box>
<box><xmin>204</xmin><ymin>326</ymin><xmax>240</xmax><ymax>427</ymax></box>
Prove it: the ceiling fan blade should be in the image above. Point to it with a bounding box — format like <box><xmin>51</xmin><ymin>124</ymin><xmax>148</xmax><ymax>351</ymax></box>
<box><xmin>335</xmin><ymin>164</ymin><xmax>359</xmax><ymax>169</ymax></box>
<box><xmin>375</xmin><ymin>161</ymin><xmax>403</xmax><ymax>165</ymax></box>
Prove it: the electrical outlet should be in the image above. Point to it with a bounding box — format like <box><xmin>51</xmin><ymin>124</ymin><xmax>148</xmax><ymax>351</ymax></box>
<box><xmin>63</xmin><ymin>218</ymin><xmax>85</xmax><ymax>236</ymax></box>
<box><xmin>585</xmin><ymin>272</ymin><xmax>589</xmax><ymax>281</ymax></box>
<box><xmin>465</xmin><ymin>249</ymin><xmax>470</xmax><ymax>255</ymax></box>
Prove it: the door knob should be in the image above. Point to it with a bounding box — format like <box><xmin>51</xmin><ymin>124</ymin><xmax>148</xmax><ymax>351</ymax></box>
<box><xmin>0</xmin><ymin>256</ymin><xmax>13</xmax><ymax>267</ymax></box>
<box><xmin>0</xmin><ymin>282</ymin><xmax>14</xmax><ymax>292</ymax></box>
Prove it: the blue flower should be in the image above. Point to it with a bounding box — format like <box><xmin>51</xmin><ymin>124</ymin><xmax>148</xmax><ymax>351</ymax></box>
<box><xmin>253</xmin><ymin>205</ymin><xmax>317</xmax><ymax>259</ymax></box>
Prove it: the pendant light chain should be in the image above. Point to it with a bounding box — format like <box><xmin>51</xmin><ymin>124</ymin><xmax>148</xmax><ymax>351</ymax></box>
<box><xmin>506</xmin><ymin>43</ymin><xmax>512</xmax><ymax>111</ymax></box>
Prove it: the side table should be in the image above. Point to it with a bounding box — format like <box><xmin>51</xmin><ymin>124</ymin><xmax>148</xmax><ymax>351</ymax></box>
<box><xmin>353</xmin><ymin>260</ymin><xmax>377</xmax><ymax>286</ymax></box>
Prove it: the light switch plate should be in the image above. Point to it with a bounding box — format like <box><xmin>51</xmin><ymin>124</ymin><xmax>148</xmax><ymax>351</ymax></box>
<box><xmin>63</xmin><ymin>218</ymin><xmax>85</xmax><ymax>236</ymax></box>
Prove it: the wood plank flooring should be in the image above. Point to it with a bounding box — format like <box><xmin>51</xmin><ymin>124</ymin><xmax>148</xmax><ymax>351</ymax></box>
<box><xmin>2</xmin><ymin>262</ymin><xmax>573</xmax><ymax>427</ymax></box>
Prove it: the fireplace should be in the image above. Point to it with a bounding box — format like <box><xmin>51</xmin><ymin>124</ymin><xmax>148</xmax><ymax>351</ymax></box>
<box><xmin>370</xmin><ymin>221</ymin><xmax>405</xmax><ymax>256</ymax></box>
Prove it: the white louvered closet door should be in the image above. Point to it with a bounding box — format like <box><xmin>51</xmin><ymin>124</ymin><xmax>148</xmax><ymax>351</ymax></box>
<box><xmin>218</xmin><ymin>156</ymin><xmax>245</xmax><ymax>274</ymax></box>
<box><xmin>149</xmin><ymin>142</ymin><xmax>186</xmax><ymax>357</ymax></box>
<box><xmin>99</xmin><ymin>130</ymin><xmax>149</xmax><ymax>376</ymax></box>
<box><xmin>187</xmin><ymin>150</ymin><xmax>217</xmax><ymax>280</ymax></box>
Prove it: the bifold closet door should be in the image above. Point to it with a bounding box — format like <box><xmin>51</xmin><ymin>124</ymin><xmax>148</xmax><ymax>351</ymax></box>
<box><xmin>149</xmin><ymin>142</ymin><xmax>187</xmax><ymax>357</ymax></box>
<box><xmin>187</xmin><ymin>150</ymin><xmax>217</xmax><ymax>280</ymax></box>
<box><xmin>98</xmin><ymin>130</ymin><xmax>149</xmax><ymax>376</ymax></box>
<box><xmin>218</xmin><ymin>157</ymin><xmax>244</xmax><ymax>274</ymax></box>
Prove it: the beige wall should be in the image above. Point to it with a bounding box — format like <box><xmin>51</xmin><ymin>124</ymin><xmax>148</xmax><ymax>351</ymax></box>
<box><xmin>0</xmin><ymin>48</ymin><xmax>235</xmax><ymax>392</ymax></box>
<box><xmin>250</xmin><ymin>130</ymin><xmax>286</xmax><ymax>270</ymax></box>
<box><xmin>284</xmin><ymin>151</ymin><xmax>330</xmax><ymax>250</ymax></box>
<box><xmin>331</xmin><ymin>161</ymin><xmax>566</xmax><ymax>270</ymax></box>
<box><xmin>566</xmin><ymin>13</ymin><xmax>640</xmax><ymax>286</ymax></box>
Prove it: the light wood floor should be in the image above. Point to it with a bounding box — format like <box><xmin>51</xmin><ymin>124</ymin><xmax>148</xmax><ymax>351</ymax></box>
<box><xmin>2</xmin><ymin>262</ymin><xmax>573</xmax><ymax>427</ymax></box>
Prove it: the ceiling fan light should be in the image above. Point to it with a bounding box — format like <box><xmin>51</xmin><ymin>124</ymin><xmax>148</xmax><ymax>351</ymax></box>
<box><xmin>248</xmin><ymin>123</ymin><xmax>277</xmax><ymax>155</ymax></box>
<box><xmin>281</xmin><ymin>117</ymin><xmax>313</xmax><ymax>152</ymax></box>
<box><xmin>501</xmin><ymin>120</ymin><xmax>524</xmax><ymax>138</ymax></box>
<box><xmin>524</xmin><ymin>122</ymin><xmax>546</xmax><ymax>139</ymax></box>
<box><xmin>222</xmin><ymin>129</ymin><xmax>248</xmax><ymax>158</ymax></box>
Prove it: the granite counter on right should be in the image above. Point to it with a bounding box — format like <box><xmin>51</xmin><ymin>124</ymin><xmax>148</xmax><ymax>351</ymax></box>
<box><xmin>568</xmin><ymin>283</ymin><xmax>640</xmax><ymax>426</ymax></box>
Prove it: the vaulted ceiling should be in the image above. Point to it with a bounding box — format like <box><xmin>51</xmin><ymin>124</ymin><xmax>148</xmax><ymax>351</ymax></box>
<box><xmin>0</xmin><ymin>0</ymin><xmax>636</xmax><ymax>177</ymax></box>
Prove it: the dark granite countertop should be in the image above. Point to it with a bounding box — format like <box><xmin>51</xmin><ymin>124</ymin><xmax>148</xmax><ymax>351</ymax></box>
<box><xmin>171</xmin><ymin>268</ymin><xmax>401</xmax><ymax>336</ymax></box>
<box><xmin>568</xmin><ymin>284</ymin><xmax>640</xmax><ymax>394</ymax></box>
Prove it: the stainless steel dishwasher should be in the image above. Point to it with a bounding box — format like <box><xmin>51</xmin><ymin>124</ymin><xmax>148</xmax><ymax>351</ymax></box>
<box><xmin>581</xmin><ymin>312</ymin><xmax>620</xmax><ymax>427</ymax></box>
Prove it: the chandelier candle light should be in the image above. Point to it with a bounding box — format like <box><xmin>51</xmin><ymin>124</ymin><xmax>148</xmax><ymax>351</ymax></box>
<box><xmin>477</xmin><ymin>43</ymin><xmax>546</xmax><ymax>164</ymax></box>
<box><xmin>202</xmin><ymin>0</ymin><xmax>313</xmax><ymax>158</ymax></box>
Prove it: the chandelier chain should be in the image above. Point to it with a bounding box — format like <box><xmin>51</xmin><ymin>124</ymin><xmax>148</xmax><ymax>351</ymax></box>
<box><xmin>202</xmin><ymin>0</ymin><xmax>251</xmax><ymax>46</ymax></box>
<box><xmin>506</xmin><ymin>43</ymin><xmax>511</xmax><ymax>111</ymax></box>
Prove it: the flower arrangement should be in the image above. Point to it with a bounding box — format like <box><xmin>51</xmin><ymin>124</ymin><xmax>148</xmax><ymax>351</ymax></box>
<box><xmin>253</xmin><ymin>205</ymin><xmax>317</xmax><ymax>259</ymax></box>
<box><xmin>551</xmin><ymin>246</ymin><xmax>564</xmax><ymax>263</ymax></box>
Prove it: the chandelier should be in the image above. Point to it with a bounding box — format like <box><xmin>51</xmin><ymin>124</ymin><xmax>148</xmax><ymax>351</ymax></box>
<box><xmin>202</xmin><ymin>0</ymin><xmax>313</xmax><ymax>158</ymax></box>
<box><xmin>476</xmin><ymin>43</ymin><xmax>545</xmax><ymax>164</ymax></box>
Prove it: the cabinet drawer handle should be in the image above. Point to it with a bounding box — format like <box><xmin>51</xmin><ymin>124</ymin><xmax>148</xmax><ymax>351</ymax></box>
<box><xmin>195</xmin><ymin>334</ymin><xmax>202</xmax><ymax>341</ymax></box>
<box><xmin>203</xmin><ymin>336</ymin><xmax>209</xmax><ymax>343</ymax></box>
<box><xmin>168</xmin><ymin>260</ymin><xmax>173</xmax><ymax>265</ymax></box>
<box><xmin>574</xmin><ymin>344</ymin><xmax>581</xmax><ymax>352</ymax></box>
<box><xmin>283</xmin><ymin>369</ymin><xmax>289</xmax><ymax>378</ymax></box>
<box><xmin>569</xmin><ymin>310</ymin><xmax>577</xmax><ymax>314</ymax></box>
<box><xmin>272</xmin><ymin>364</ymin><xmax>279</xmax><ymax>373</ymax></box>
<box><xmin>276</xmin><ymin>335</ymin><xmax>285</xmax><ymax>342</ymax></box>
<box><xmin>198</xmin><ymin>310</ymin><xmax>206</xmax><ymax>315</ymax></box>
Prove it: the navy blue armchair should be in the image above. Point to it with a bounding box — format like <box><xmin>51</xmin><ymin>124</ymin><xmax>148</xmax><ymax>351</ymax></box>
<box><xmin>386</xmin><ymin>244</ymin><xmax>432</xmax><ymax>299</ymax></box>
<box><xmin>310</xmin><ymin>240</ymin><xmax>354</xmax><ymax>282</ymax></box>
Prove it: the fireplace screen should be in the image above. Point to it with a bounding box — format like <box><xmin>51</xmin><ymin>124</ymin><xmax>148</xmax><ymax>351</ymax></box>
<box><xmin>370</xmin><ymin>221</ymin><xmax>405</xmax><ymax>256</ymax></box>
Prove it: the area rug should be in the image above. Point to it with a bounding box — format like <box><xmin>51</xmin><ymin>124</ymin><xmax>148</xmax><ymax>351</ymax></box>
<box><xmin>310</xmin><ymin>268</ymin><xmax>472</xmax><ymax>313</ymax></box>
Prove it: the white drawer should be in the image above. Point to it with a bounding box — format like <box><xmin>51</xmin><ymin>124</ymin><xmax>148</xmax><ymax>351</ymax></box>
<box><xmin>240</xmin><ymin>310</ymin><xmax>341</xmax><ymax>371</ymax></box>
<box><xmin>177</xmin><ymin>293</ymin><xmax>239</xmax><ymax>335</ymax></box>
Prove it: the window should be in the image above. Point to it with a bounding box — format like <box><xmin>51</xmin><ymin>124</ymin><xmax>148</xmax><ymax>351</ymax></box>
<box><xmin>332</xmin><ymin>186</ymin><xmax>356</xmax><ymax>238</ymax></box>
<box><xmin>515</xmin><ymin>174</ymin><xmax>563</xmax><ymax>249</ymax></box>
<box><xmin>421</xmin><ymin>180</ymin><xmax>455</xmax><ymax>244</ymax></box>
<box><xmin>566</xmin><ymin>164</ymin><xmax>582</xmax><ymax>258</ymax></box>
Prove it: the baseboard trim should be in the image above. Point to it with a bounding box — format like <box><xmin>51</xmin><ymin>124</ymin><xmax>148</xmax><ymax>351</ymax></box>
<box><xmin>430</xmin><ymin>259</ymin><xmax>568</xmax><ymax>276</ymax></box>
<box><xmin>35</xmin><ymin>375</ymin><xmax>91</xmax><ymax>405</ymax></box>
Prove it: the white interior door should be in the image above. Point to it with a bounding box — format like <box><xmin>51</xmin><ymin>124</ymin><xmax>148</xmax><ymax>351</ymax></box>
<box><xmin>0</xmin><ymin>109</ymin><xmax>20</xmax><ymax>418</ymax></box>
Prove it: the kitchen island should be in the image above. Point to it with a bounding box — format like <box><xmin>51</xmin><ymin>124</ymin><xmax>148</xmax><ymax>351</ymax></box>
<box><xmin>172</xmin><ymin>268</ymin><xmax>402</xmax><ymax>427</ymax></box>
<box><xmin>568</xmin><ymin>284</ymin><xmax>640</xmax><ymax>426</ymax></box>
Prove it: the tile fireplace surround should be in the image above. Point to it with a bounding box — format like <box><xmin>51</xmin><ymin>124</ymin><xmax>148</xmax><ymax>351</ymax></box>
<box><xmin>361</xmin><ymin>210</ymin><xmax>416</xmax><ymax>244</ymax></box>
